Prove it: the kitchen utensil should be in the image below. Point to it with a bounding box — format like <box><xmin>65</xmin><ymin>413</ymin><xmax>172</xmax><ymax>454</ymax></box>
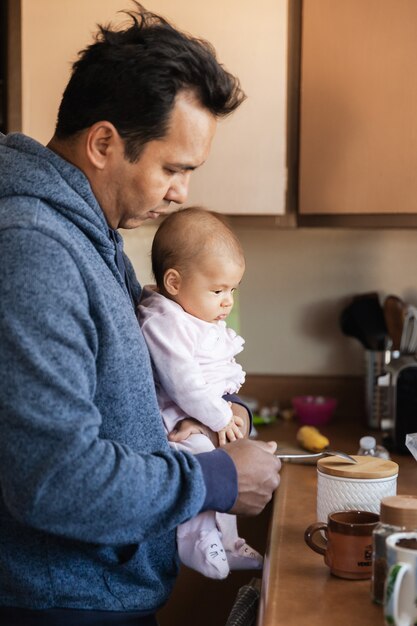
<box><xmin>400</xmin><ymin>304</ymin><xmax>417</xmax><ymax>354</ymax></box>
<box><xmin>384</xmin><ymin>295</ymin><xmax>407</xmax><ymax>351</ymax></box>
<box><xmin>364</xmin><ymin>349</ymin><xmax>390</xmax><ymax>429</ymax></box>
<box><xmin>340</xmin><ymin>305</ymin><xmax>367</xmax><ymax>346</ymax></box>
<box><xmin>276</xmin><ymin>450</ymin><xmax>358</xmax><ymax>463</ymax></box>
<box><xmin>340</xmin><ymin>292</ymin><xmax>387</xmax><ymax>350</ymax></box>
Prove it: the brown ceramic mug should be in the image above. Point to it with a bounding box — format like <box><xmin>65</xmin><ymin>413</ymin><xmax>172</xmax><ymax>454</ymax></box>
<box><xmin>304</xmin><ymin>510</ymin><xmax>380</xmax><ymax>579</ymax></box>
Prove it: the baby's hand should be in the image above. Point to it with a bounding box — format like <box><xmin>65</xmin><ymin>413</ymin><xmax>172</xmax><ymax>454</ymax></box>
<box><xmin>218</xmin><ymin>415</ymin><xmax>244</xmax><ymax>446</ymax></box>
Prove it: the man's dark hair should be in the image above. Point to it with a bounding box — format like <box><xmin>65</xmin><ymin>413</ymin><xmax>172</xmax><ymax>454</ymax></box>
<box><xmin>54</xmin><ymin>2</ymin><xmax>245</xmax><ymax>161</ymax></box>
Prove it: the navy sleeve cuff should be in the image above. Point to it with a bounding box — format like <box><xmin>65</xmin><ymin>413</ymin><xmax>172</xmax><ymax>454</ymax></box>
<box><xmin>195</xmin><ymin>448</ymin><xmax>238</xmax><ymax>513</ymax></box>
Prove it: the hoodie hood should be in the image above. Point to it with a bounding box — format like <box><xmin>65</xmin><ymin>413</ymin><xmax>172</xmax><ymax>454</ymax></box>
<box><xmin>0</xmin><ymin>133</ymin><xmax>111</xmax><ymax>251</ymax></box>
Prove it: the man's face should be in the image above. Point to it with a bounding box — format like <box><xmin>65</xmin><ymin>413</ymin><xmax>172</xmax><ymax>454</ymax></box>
<box><xmin>100</xmin><ymin>91</ymin><xmax>217</xmax><ymax>229</ymax></box>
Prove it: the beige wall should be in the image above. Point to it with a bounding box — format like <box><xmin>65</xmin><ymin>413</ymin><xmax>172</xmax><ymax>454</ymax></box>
<box><xmin>18</xmin><ymin>1</ymin><xmax>417</xmax><ymax>378</ymax></box>
<box><xmin>236</xmin><ymin>227</ymin><xmax>417</xmax><ymax>376</ymax></box>
<box><xmin>123</xmin><ymin>225</ymin><xmax>417</xmax><ymax>377</ymax></box>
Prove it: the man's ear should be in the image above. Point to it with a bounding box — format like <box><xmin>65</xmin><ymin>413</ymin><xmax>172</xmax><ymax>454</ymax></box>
<box><xmin>164</xmin><ymin>269</ymin><xmax>181</xmax><ymax>296</ymax></box>
<box><xmin>85</xmin><ymin>121</ymin><xmax>121</xmax><ymax>170</ymax></box>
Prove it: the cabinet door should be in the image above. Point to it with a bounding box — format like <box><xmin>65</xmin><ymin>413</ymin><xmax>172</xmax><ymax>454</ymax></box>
<box><xmin>19</xmin><ymin>0</ymin><xmax>288</xmax><ymax>216</ymax></box>
<box><xmin>147</xmin><ymin>0</ymin><xmax>289</xmax><ymax>215</ymax></box>
<box><xmin>299</xmin><ymin>0</ymin><xmax>417</xmax><ymax>215</ymax></box>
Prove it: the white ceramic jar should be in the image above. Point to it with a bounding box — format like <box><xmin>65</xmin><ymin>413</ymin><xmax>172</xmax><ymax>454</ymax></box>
<box><xmin>317</xmin><ymin>455</ymin><xmax>399</xmax><ymax>523</ymax></box>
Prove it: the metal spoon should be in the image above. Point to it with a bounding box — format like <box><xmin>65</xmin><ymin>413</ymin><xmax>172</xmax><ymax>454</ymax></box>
<box><xmin>275</xmin><ymin>450</ymin><xmax>358</xmax><ymax>464</ymax></box>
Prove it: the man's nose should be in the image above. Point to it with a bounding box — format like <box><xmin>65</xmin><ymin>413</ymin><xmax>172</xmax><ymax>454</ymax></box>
<box><xmin>165</xmin><ymin>172</ymin><xmax>191</xmax><ymax>205</ymax></box>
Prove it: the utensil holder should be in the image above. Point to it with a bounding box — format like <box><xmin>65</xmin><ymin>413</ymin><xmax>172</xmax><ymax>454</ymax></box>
<box><xmin>364</xmin><ymin>350</ymin><xmax>390</xmax><ymax>429</ymax></box>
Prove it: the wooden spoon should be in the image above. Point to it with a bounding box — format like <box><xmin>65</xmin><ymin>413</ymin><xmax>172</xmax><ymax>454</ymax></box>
<box><xmin>383</xmin><ymin>295</ymin><xmax>407</xmax><ymax>350</ymax></box>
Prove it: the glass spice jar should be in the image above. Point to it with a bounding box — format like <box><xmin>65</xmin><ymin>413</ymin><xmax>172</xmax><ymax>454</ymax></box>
<box><xmin>372</xmin><ymin>495</ymin><xmax>417</xmax><ymax>604</ymax></box>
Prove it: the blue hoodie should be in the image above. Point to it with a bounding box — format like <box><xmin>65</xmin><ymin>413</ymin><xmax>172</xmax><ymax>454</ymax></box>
<box><xmin>0</xmin><ymin>133</ymin><xmax>237</xmax><ymax>612</ymax></box>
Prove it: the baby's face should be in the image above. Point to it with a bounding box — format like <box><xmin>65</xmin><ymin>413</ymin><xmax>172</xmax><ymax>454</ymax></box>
<box><xmin>175</xmin><ymin>256</ymin><xmax>245</xmax><ymax>323</ymax></box>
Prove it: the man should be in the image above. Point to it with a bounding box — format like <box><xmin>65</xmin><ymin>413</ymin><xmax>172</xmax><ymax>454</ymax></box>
<box><xmin>0</xmin><ymin>4</ymin><xmax>281</xmax><ymax>624</ymax></box>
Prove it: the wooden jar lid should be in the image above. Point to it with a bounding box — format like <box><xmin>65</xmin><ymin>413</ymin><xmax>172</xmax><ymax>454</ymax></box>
<box><xmin>317</xmin><ymin>455</ymin><xmax>399</xmax><ymax>479</ymax></box>
<box><xmin>381</xmin><ymin>496</ymin><xmax>417</xmax><ymax>526</ymax></box>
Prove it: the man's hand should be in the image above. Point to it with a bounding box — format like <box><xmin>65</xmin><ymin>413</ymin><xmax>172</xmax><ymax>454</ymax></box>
<box><xmin>222</xmin><ymin>439</ymin><xmax>281</xmax><ymax>516</ymax></box>
<box><xmin>168</xmin><ymin>418</ymin><xmax>280</xmax><ymax>516</ymax></box>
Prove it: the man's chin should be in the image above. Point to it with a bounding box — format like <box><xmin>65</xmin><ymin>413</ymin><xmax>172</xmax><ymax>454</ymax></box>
<box><xmin>118</xmin><ymin>217</ymin><xmax>147</xmax><ymax>230</ymax></box>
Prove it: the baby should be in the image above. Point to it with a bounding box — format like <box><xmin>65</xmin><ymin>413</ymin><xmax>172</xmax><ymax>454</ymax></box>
<box><xmin>137</xmin><ymin>207</ymin><xmax>262</xmax><ymax>579</ymax></box>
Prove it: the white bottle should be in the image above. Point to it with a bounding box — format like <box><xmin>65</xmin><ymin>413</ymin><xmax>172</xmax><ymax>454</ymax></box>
<box><xmin>357</xmin><ymin>436</ymin><xmax>390</xmax><ymax>460</ymax></box>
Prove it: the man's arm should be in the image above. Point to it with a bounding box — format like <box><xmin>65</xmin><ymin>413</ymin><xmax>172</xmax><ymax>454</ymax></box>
<box><xmin>190</xmin><ymin>437</ymin><xmax>280</xmax><ymax>517</ymax></box>
<box><xmin>168</xmin><ymin>404</ymin><xmax>281</xmax><ymax>517</ymax></box>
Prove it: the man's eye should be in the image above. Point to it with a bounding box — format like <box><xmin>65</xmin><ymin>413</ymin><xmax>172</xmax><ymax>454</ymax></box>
<box><xmin>213</xmin><ymin>290</ymin><xmax>222</xmax><ymax>295</ymax></box>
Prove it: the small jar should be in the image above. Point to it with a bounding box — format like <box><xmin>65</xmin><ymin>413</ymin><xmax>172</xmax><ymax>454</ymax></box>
<box><xmin>317</xmin><ymin>456</ymin><xmax>399</xmax><ymax>523</ymax></box>
<box><xmin>371</xmin><ymin>495</ymin><xmax>417</xmax><ymax>604</ymax></box>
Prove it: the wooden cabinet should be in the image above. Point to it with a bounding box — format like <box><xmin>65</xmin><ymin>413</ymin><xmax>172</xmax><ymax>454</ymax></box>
<box><xmin>0</xmin><ymin>1</ymin><xmax>5</xmax><ymax>134</ymax></box>
<box><xmin>0</xmin><ymin>0</ymin><xmax>21</xmax><ymax>134</ymax></box>
<box><xmin>8</xmin><ymin>0</ymin><xmax>290</xmax><ymax>217</ymax></box>
<box><xmin>148</xmin><ymin>0</ymin><xmax>290</xmax><ymax>216</ymax></box>
<box><xmin>299</xmin><ymin>0</ymin><xmax>417</xmax><ymax>216</ymax></box>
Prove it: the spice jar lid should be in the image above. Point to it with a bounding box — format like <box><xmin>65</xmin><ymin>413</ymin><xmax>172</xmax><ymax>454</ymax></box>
<box><xmin>380</xmin><ymin>495</ymin><xmax>417</xmax><ymax>527</ymax></box>
<box><xmin>317</xmin><ymin>455</ymin><xmax>399</xmax><ymax>479</ymax></box>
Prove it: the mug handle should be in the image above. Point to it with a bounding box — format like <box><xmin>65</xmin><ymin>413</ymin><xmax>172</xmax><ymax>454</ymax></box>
<box><xmin>384</xmin><ymin>562</ymin><xmax>411</xmax><ymax>626</ymax></box>
<box><xmin>304</xmin><ymin>522</ymin><xmax>328</xmax><ymax>556</ymax></box>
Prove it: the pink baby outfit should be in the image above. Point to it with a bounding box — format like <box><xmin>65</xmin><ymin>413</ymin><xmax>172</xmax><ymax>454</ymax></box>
<box><xmin>138</xmin><ymin>286</ymin><xmax>246</xmax><ymax>434</ymax></box>
<box><xmin>137</xmin><ymin>286</ymin><xmax>262</xmax><ymax>579</ymax></box>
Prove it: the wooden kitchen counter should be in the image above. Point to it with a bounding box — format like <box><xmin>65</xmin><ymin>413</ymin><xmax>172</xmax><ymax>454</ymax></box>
<box><xmin>255</xmin><ymin>417</ymin><xmax>417</xmax><ymax>626</ymax></box>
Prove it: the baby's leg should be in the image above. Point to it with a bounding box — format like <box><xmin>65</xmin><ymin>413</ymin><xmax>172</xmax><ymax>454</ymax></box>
<box><xmin>174</xmin><ymin>434</ymin><xmax>262</xmax><ymax>571</ymax></box>
<box><xmin>216</xmin><ymin>513</ymin><xmax>263</xmax><ymax>571</ymax></box>
<box><xmin>172</xmin><ymin>434</ymin><xmax>230</xmax><ymax>579</ymax></box>
<box><xmin>176</xmin><ymin>512</ymin><xmax>229</xmax><ymax>580</ymax></box>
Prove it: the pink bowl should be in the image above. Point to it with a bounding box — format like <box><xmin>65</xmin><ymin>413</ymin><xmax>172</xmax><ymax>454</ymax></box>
<box><xmin>291</xmin><ymin>395</ymin><xmax>337</xmax><ymax>426</ymax></box>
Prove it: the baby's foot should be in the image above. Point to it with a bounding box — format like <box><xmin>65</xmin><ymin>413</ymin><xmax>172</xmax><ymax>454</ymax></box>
<box><xmin>226</xmin><ymin>538</ymin><xmax>264</xmax><ymax>571</ymax></box>
<box><xmin>177</xmin><ymin>527</ymin><xmax>230</xmax><ymax>580</ymax></box>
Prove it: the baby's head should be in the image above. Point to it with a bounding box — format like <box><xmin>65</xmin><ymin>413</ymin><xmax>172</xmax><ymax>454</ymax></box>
<box><xmin>151</xmin><ymin>207</ymin><xmax>245</xmax><ymax>323</ymax></box>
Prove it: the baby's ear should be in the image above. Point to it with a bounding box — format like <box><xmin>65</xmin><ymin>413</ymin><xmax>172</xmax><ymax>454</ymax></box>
<box><xmin>164</xmin><ymin>268</ymin><xmax>181</xmax><ymax>296</ymax></box>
